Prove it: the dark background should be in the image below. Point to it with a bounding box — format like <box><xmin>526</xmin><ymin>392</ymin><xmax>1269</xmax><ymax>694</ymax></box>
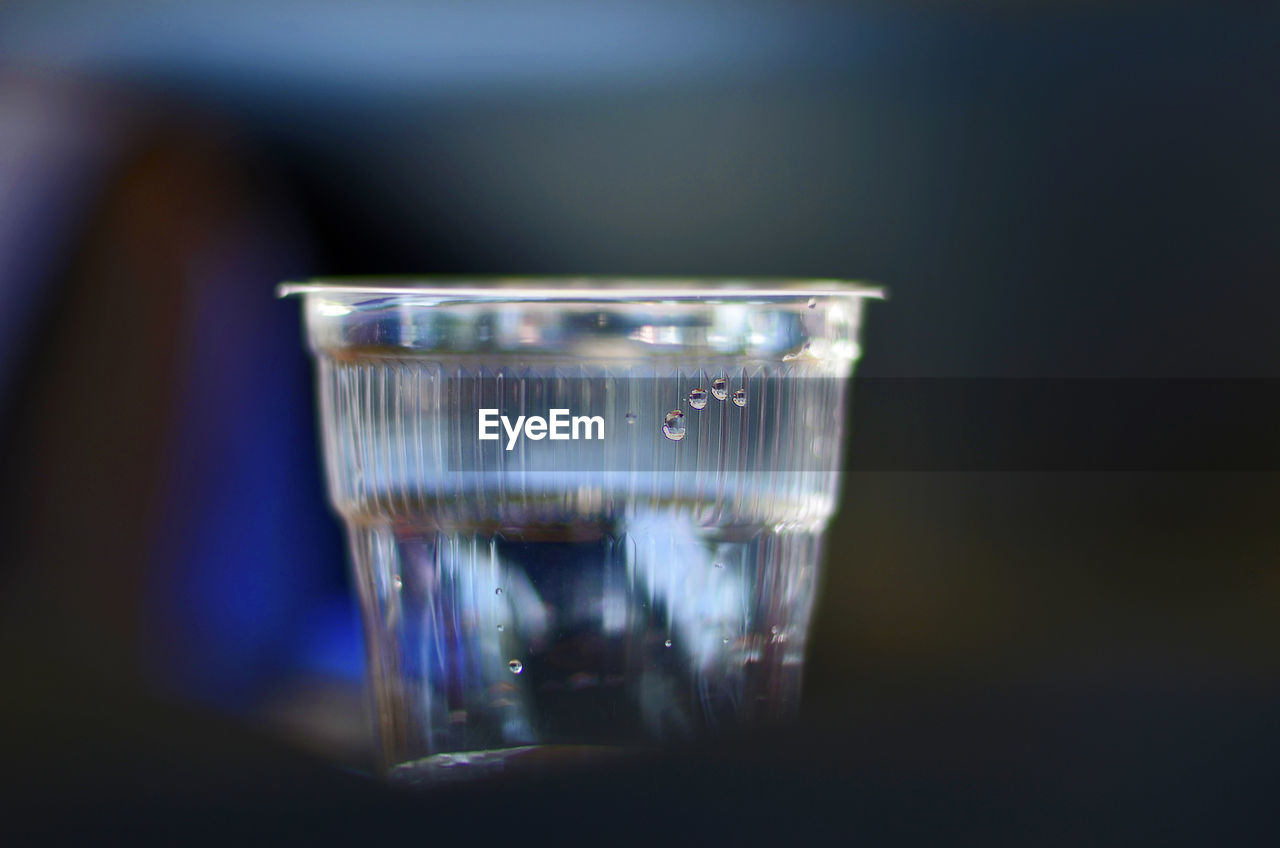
<box><xmin>2</xmin><ymin>1</ymin><xmax>1278</xmax><ymax>842</ymax></box>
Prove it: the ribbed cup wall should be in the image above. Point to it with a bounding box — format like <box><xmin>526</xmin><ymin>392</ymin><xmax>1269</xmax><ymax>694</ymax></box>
<box><xmin>315</xmin><ymin>354</ymin><xmax>850</xmax><ymax>776</ymax></box>
<box><xmin>317</xmin><ymin>356</ymin><xmax>848</xmax><ymax>532</ymax></box>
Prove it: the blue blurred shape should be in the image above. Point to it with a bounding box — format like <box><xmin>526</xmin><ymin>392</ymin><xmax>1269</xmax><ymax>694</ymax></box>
<box><xmin>142</xmin><ymin>202</ymin><xmax>354</xmax><ymax>710</ymax></box>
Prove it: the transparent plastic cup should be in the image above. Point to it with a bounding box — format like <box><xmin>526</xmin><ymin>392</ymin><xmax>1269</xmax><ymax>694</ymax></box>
<box><xmin>280</xmin><ymin>277</ymin><xmax>882</xmax><ymax>785</ymax></box>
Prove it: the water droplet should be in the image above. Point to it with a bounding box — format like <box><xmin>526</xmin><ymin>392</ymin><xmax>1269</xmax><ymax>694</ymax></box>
<box><xmin>494</xmin><ymin>587</ymin><xmax>503</xmax><ymax>596</ymax></box>
<box><xmin>661</xmin><ymin>410</ymin><xmax>686</xmax><ymax>441</ymax></box>
<box><xmin>687</xmin><ymin>388</ymin><xmax>708</xmax><ymax>410</ymax></box>
<box><xmin>625</xmin><ymin>412</ymin><xmax>637</xmax><ymax>424</ymax></box>
<box><xmin>508</xmin><ymin>659</ymin><xmax>523</xmax><ymax>674</ymax></box>
<box><xmin>496</xmin><ymin>624</ymin><xmax>504</xmax><ymax>632</ymax></box>
<box><xmin>711</xmin><ymin>376</ymin><xmax>728</xmax><ymax>401</ymax></box>
<box><xmin>732</xmin><ymin>388</ymin><xmax>747</xmax><ymax>407</ymax></box>
<box><xmin>807</xmin><ymin>297</ymin><xmax>817</xmax><ymax>309</ymax></box>
<box><xmin>664</xmin><ymin>639</ymin><xmax>672</xmax><ymax>648</ymax></box>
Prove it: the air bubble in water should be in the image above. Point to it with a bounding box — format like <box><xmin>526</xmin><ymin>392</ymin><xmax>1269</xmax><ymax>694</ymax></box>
<box><xmin>711</xmin><ymin>376</ymin><xmax>728</xmax><ymax>401</ymax></box>
<box><xmin>625</xmin><ymin>412</ymin><xmax>637</xmax><ymax>424</ymax></box>
<box><xmin>713</xmin><ymin>562</ymin><xmax>724</xmax><ymax>569</ymax></box>
<box><xmin>496</xmin><ymin>624</ymin><xmax>504</xmax><ymax>632</ymax></box>
<box><xmin>807</xmin><ymin>297</ymin><xmax>817</xmax><ymax>309</ymax></box>
<box><xmin>687</xmin><ymin>388</ymin><xmax>708</xmax><ymax>410</ymax></box>
<box><xmin>662</xmin><ymin>410</ymin><xmax>686</xmax><ymax>441</ymax></box>
<box><xmin>494</xmin><ymin>587</ymin><xmax>503</xmax><ymax>596</ymax></box>
<box><xmin>664</xmin><ymin>639</ymin><xmax>673</xmax><ymax>648</ymax></box>
<box><xmin>392</xmin><ymin>575</ymin><xmax>403</xmax><ymax>591</ymax></box>
<box><xmin>508</xmin><ymin>659</ymin><xmax>523</xmax><ymax>674</ymax></box>
<box><xmin>732</xmin><ymin>388</ymin><xmax>747</xmax><ymax>407</ymax></box>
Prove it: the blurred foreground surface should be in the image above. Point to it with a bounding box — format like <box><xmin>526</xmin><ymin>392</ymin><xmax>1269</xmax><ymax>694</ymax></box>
<box><xmin>6</xmin><ymin>670</ymin><xmax>1276</xmax><ymax>843</ymax></box>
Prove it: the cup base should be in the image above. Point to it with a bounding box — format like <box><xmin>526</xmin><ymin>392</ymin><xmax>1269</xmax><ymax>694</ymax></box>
<box><xmin>387</xmin><ymin>745</ymin><xmax>638</xmax><ymax>787</ymax></box>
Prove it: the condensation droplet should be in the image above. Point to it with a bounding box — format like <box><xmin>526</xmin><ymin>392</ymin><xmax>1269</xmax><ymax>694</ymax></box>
<box><xmin>662</xmin><ymin>410</ymin><xmax>686</xmax><ymax>441</ymax></box>
<box><xmin>494</xmin><ymin>587</ymin><xmax>503</xmax><ymax>596</ymax></box>
<box><xmin>807</xmin><ymin>297</ymin><xmax>817</xmax><ymax>309</ymax></box>
<box><xmin>711</xmin><ymin>376</ymin><xmax>728</xmax><ymax>401</ymax></box>
<box><xmin>732</xmin><ymin>388</ymin><xmax>747</xmax><ymax>407</ymax></box>
<box><xmin>625</xmin><ymin>412</ymin><xmax>637</xmax><ymax>424</ymax></box>
<box><xmin>664</xmin><ymin>639</ymin><xmax>673</xmax><ymax>648</ymax></box>
<box><xmin>496</xmin><ymin>624</ymin><xmax>504</xmax><ymax>632</ymax></box>
<box><xmin>687</xmin><ymin>388</ymin><xmax>708</xmax><ymax>410</ymax></box>
<box><xmin>508</xmin><ymin>659</ymin><xmax>523</xmax><ymax>674</ymax></box>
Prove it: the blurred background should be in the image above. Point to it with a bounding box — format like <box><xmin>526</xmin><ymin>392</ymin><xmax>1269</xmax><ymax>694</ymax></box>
<box><xmin>2</xmin><ymin>0</ymin><xmax>1278</xmax><ymax>842</ymax></box>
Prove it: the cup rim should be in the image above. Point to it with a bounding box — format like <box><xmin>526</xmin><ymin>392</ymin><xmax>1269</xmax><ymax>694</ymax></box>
<box><xmin>277</xmin><ymin>275</ymin><xmax>886</xmax><ymax>302</ymax></box>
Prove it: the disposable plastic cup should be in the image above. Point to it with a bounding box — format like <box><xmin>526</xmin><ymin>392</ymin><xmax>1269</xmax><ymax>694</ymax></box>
<box><xmin>280</xmin><ymin>277</ymin><xmax>882</xmax><ymax>785</ymax></box>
